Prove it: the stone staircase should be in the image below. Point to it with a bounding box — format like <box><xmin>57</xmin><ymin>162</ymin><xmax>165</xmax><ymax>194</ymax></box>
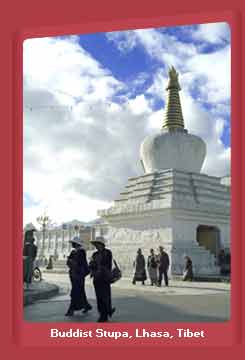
<box><xmin>170</xmin><ymin>242</ymin><xmax>221</xmax><ymax>276</ymax></box>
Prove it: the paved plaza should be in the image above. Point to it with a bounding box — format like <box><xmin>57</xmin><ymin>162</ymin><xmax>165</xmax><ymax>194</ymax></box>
<box><xmin>24</xmin><ymin>273</ymin><xmax>230</xmax><ymax>323</ymax></box>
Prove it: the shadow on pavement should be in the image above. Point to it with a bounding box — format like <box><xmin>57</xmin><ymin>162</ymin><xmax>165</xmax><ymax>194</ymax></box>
<box><xmin>24</xmin><ymin>291</ymin><xmax>230</xmax><ymax>323</ymax></box>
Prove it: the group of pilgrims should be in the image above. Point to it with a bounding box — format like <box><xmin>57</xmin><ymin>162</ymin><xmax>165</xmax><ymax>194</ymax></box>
<box><xmin>23</xmin><ymin>228</ymin><xmax>194</xmax><ymax>323</ymax></box>
<box><xmin>132</xmin><ymin>247</ymin><xmax>193</xmax><ymax>287</ymax></box>
<box><xmin>65</xmin><ymin>235</ymin><xmax>116</xmax><ymax>322</ymax></box>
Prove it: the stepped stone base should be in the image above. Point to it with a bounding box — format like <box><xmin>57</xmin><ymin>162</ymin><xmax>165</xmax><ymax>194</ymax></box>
<box><xmin>98</xmin><ymin>169</ymin><xmax>230</xmax><ymax>277</ymax></box>
<box><xmin>105</xmin><ymin>227</ymin><xmax>220</xmax><ymax>277</ymax></box>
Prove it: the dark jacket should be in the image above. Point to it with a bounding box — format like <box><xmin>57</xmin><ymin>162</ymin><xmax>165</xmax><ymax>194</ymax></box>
<box><xmin>183</xmin><ymin>258</ymin><xmax>193</xmax><ymax>280</ymax></box>
<box><xmin>23</xmin><ymin>242</ymin><xmax>37</xmax><ymax>260</ymax></box>
<box><xmin>158</xmin><ymin>251</ymin><xmax>170</xmax><ymax>271</ymax></box>
<box><xmin>90</xmin><ymin>248</ymin><xmax>112</xmax><ymax>283</ymax></box>
<box><xmin>67</xmin><ymin>248</ymin><xmax>90</xmax><ymax>278</ymax></box>
<box><xmin>133</xmin><ymin>254</ymin><xmax>147</xmax><ymax>281</ymax></box>
<box><xmin>185</xmin><ymin>258</ymin><xmax>193</xmax><ymax>271</ymax></box>
<box><xmin>147</xmin><ymin>255</ymin><xmax>158</xmax><ymax>269</ymax></box>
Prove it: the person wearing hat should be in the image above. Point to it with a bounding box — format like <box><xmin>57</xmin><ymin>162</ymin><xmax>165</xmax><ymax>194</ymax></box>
<box><xmin>89</xmin><ymin>236</ymin><xmax>115</xmax><ymax>322</ymax></box>
<box><xmin>157</xmin><ymin>246</ymin><xmax>170</xmax><ymax>287</ymax></box>
<box><xmin>65</xmin><ymin>236</ymin><xmax>92</xmax><ymax>317</ymax></box>
<box><xmin>23</xmin><ymin>229</ymin><xmax>38</xmax><ymax>288</ymax></box>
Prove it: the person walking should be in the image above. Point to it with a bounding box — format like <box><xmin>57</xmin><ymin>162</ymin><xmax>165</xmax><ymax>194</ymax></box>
<box><xmin>157</xmin><ymin>246</ymin><xmax>170</xmax><ymax>287</ymax></box>
<box><xmin>65</xmin><ymin>236</ymin><xmax>92</xmax><ymax>317</ymax></box>
<box><xmin>23</xmin><ymin>229</ymin><xmax>38</xmax><ymax>289</ymax></box>
<box><xmin>182</xmin><ymin>255</ymin><xmax>193</xmax><ymax>281</ymax></box>
<box><xmin>46</xmin><ymin>255</ymin><xmax>54</xmax><ymax>269</ymax></box>
<box><xmin>132</xmin><ymin>248</ymin><xmax>147</xmax><ymax>285</ymax></box>
<box><xmin>147</xmin><ymin>248</ymin><xmax>158</xmax><ymax>286</ymax></box>
<box><xmin>218</xmin><ymin>249</ymin><xmax>226</xmax><ymax>275</ymax></box>
<box><xmin>89</xmin><ymin>236</ymin><xmax>115</xmax><ymax>323</ymax></box>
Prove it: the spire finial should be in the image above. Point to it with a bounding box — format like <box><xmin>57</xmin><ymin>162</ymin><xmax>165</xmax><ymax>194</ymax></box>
<box><xmin>166</xmin><ymin>66</ymin><xmax>181</xmax><ymax>91</ymax></box>
<box><xmin>162</xmin><ymin>66</ymin><xmax>185</xmax><ymax>131</ymax></box>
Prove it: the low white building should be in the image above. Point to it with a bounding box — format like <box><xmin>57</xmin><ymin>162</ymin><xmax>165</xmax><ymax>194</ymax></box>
<box><xmin>31</xmin><ymin>225</ymin><xmax>96</xmax><ymax>260</ymax></box>
<box><xmin>98</xmin><ymin>67</ymin><xmax>230</xmax><ymax>277</ymax></box>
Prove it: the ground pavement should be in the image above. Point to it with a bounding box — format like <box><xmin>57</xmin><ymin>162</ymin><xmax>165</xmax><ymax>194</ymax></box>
<box><xmin>24</xmin><ymin>280</ymin><xmax>59</xmax><ymax>306</ymax></box>
<box><xmin>24</xmin><ymin>273</ymin><xmax>230</xmax><ymax>323</ymax></box>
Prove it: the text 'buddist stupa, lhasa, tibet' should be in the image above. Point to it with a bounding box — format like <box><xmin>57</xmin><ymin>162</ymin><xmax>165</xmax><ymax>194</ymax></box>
<box><xmin>98</xmin><ymin>67</ymin><xmax>230</xmax><ymax>276</ymax></box>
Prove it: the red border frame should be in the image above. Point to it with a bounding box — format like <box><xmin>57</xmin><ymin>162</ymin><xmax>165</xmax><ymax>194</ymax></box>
<box><xmin>2</xmin><ymin>0</ymin><xmax>244</xmax><ymax>358</ymax></box>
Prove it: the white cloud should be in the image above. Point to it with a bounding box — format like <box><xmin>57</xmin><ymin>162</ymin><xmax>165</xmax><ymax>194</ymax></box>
<box><xmin>107</xmin><ymin>25</ymin><xmax>230</xmax><ymax>106</ymax></box>
<box><xmin>24</xmin><ymin>192</ymin><xmax>112</xmax><ymax>227</ymax></box>
<box><xmin>147</xmin><ymin>69</ymin><xmax>230</xmax><ymax>177</ymax></box>
<box><xmin>24</xmin><ymin>36</ymin><xmax>154</xmax><ymax>225</ymax></box>
<box><xmin>192</xmin><ymin>22</ymin><xmax>230</xmax><ymax>44</ymax></box>
<box><xmin>128</xmin><ymin>94</ymin><xmax>151</xmax><ymax>115</ymax></box>
<box><xmin>181</xmin><ymin>92</ymin><xmax>230</xmax><ymax>176</ymax></box>
<box><xmin>107</xmin><ymin>28</ymin><xmax>197</xmax><ymax>69</ymax></box>
<box><xmin>24</xmin><ymin>37</ymin><xmax>122</xmax><ymax>102</ymax></box>
<box><xmin>187</xmin><ymin>45</ymin><xmax>231</xmax><ymax>104</ymax></box>
<box><xmin>24</xmin><ymin>25</ymin><xmax>230</xmax><ymax>226</ymax></box>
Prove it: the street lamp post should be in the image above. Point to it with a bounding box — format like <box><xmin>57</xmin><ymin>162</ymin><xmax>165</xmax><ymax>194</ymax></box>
<box><xmin>36</xmin><ymin>213</ymin><xmax>51</xmax><ymax>258</ymax></box>
<box><xmin>54</xmin><ymin>231</ymin><xmax>58</xmax><ymax>260</ymax></box>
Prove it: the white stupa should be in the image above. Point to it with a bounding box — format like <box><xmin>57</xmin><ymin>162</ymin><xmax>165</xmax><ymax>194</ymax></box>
<box><xmin>98</xmin><ymin>67</ymin><xmax>230</xmax><ymax>276</ymax></box>
<box><xmin>140</xmin><ymin>67</ymin><xmax>206</xmax><ymax>174</ymax></box>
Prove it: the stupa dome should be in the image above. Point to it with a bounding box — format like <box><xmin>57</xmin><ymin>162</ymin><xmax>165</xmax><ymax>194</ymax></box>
<box><xmin>140</xmin><ymin>66</ymin><xmax>206</xmax><ymax>174</ymax></box>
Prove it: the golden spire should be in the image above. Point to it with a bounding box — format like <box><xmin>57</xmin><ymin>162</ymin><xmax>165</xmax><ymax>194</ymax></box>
<box><xmin>162</xmin><ymin>66</ymin><xmax>185</xmax><ymax>131</ymax></box>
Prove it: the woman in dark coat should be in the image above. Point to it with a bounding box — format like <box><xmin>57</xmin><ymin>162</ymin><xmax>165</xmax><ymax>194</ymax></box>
<box><xmin>89</xmin><ymin>236</ymin><xmax>115</xmax><ymax>323</ymax></box>
<box><xmin>23</xmin><ymin>229</ymin><xmax>37</xmax><ymax>287</ymax></box>
<box><xmin>65</xmin><ymin>236</ymin><xmax>92</xmax><ymax>316</ymax></box>
<box><xmin>132</xmin><ymin>248</ymin><xmax>147</xmax><ymax>285</ymax></box>
<box><xmin>183</xmin><ymin>255</ymin><xmax>194</xmax><ymax>281</ymax></box>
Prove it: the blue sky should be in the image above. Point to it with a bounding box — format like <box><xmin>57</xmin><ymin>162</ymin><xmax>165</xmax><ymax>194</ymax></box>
<box><xmin>78</xmin><ymin>33</ymin><xmax>154</xmax><ymax>81</ymax></box>
<box><xmin>77</xmin><ymin>25</ymin><xmax>230</xmax><ymax>146</ymax></box>
<box><xmin>23</xmin><ymin>22</ymin><xmax>231</xmax><ymax>225</ymax></box>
